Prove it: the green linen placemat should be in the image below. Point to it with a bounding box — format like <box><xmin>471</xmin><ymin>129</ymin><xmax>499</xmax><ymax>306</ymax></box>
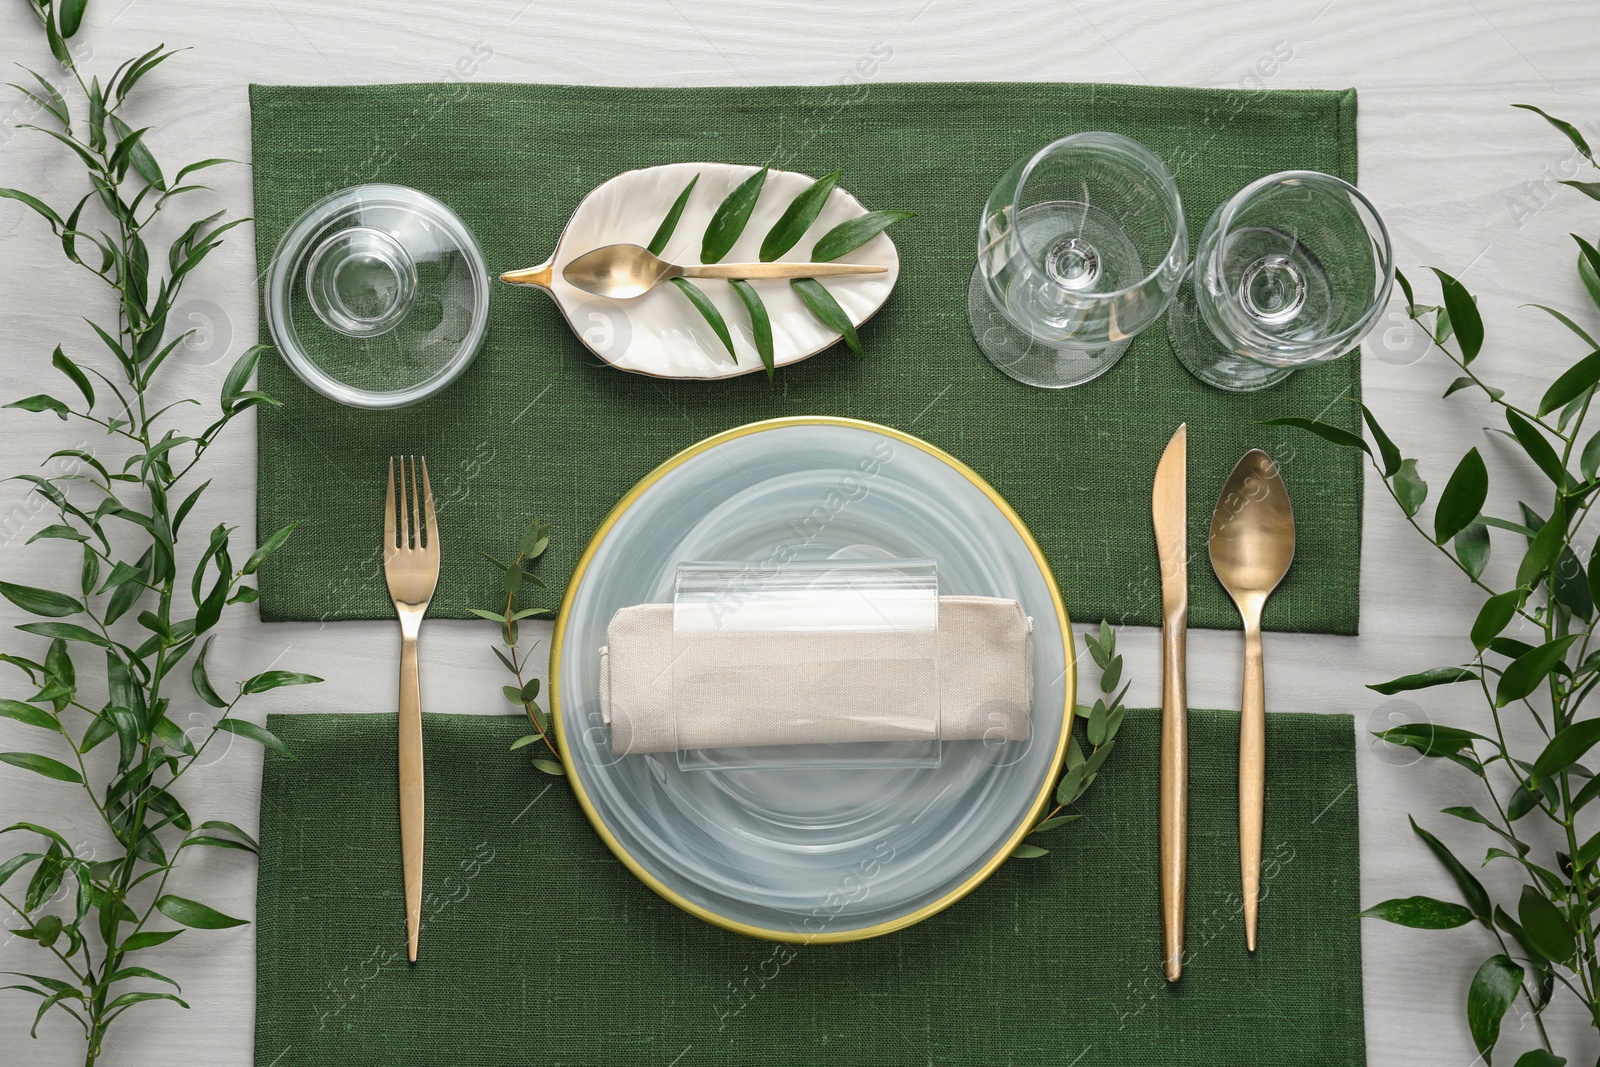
<box><xmin>249</xmin><ymin>82</ymin><xmax>1364</xmax><ymax>633</ymax></box>
<box><xmin>255</xmin><ymin>708</ymin><xmax>1365</xmax><ymax>1065</ymax></box>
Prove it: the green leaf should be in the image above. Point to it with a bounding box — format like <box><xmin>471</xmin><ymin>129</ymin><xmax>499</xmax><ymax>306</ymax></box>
<box><xmin>1531</xmin><ymin>714</ymin><xmax>1600</xmax><ymax>780</ymax></box>
<box><xmin>107</xmin><ymin>115</ymin><xmax>162</xmax><ymax>189</ymax></box>
<box><xmin>1513</xmin><ymin>104</ymin><xmax>1595</xmax><ymax>164</ymax></box>
<box><xmin>1258</xmin><ymin>416</ymin><xmax>1369</xmax><ymax>455</ymax></box>
<box><xmin>56</xmin><ymin>0</ymin><xmax>88</xmax><ymax>38</ymax></box>
<box><xmin>1577</xmin><ymin>236</ymin><xmax>1600</xmax><ymax>313</ymax></box>
<box><xmin>1467</xmin><ymin>954</ymin><xmax>1524</xmax><ymax>1063</ymax></box>
<box><xmin>242</xmin><ymin>522</ymin><xmax>297</xmax><ymax>575</ymax></box>
<box><xmin>190</xmin><ymin>637</ymin><xmax>228</xmax><ymax>708</ymax></box>
<box><xmin>1392</xmin><ymin>459</ymin><xmax>1427</xmax><ymax>518</ymax></box>
<box><xmin>1583</xmin><ymin>430</ymin><xmax>1600</xmax><ymax>482</ymax></box>
<box><xmin>1010</xmin><ymin>843</ymin><xmax>1049</xmax><ymax>859</ymax></box>
<box><xmin>1512</xmin><ymin>1051</ymin><xmax>1566</xmax><ymax>1067</ymax></box>
<box><xmin>1359</xmin><ymin>405</ymin><xmax>1402</xmax><ymax>477</ymax></box>
<box><xmin>469</xmin><ymin>608</ymin><xmax>508</xmax><ymax>625</ymax></box>
<box><xmin>17</xmin><ymin>622</ymin><xmax>108</xmax><ymax>646</ymax></box>
<box><xmin>1359</xmin><ymin>895</ymin><xmax>1476</xmax><ymax>929</ymax></box>
<box><xmin>1518</xmin><ymin>885</ymin><xmax>1575</xmax><ymax>964</ymax></box>
<box><xmin>105</xmin><ymin>990</ymin><xmax>188</xmax><ymax>1013</ymax></box>
<box><xmin>1498</xmin><ymin>635</ymin><xmax>1580</xmax><ymax>707</ymax></box>
<box><xmin>1453</xmin><ymin>522</ymin><xmax>1490</xmax><ymax>580</ymax></box>
<box><xmin>1562</xmin><ymin>181</ymin><xmax>1600</xmax><ymax>203</ymax></box>
<box><xmin>1435</xmin><ymin>448</ymin><xmax>1487</xmax><ymax>544</ymax></box>
<box><xmin>1472</xmin><ymin>591</ymin><xmax>1521</xmax><ymax>651</ymax></box>
<box><xmin>759</xmin><ymin>170</ymin><xmax>839</xmax><ymax>262</ymax></box>
<box><xmin>154</xmin><ymin>895</ymin><xmax>247</xmax><ymax>930</ymax></box>
<box><xmin>728</xmin><ymin>279</ymin><xmax>775</xmax><ymax>379</ymax></box>
<box><xmin>120</xmin><ymin>929</ymin><xmax>182</xmax><ymax>952</ymax></box>
<box><xmin>667</xmin><ymin>278</ymin><xmax>736</xmax><ymax>361</ymax></box>
<box><xmin>701</xmin><ymin>166</ymin><xmax>767</xmax><ymax>264</ymax></box>
<box><xmin>518</xmin><ymin>517</ymin><xmax>550</xmax><ymax>561</ymax></box>
<box><xmin>647</xmin><ymin>173</ymin><xmax>699</xmax><ymax>257</ymax></box>
<box><xmin>1505</xmin><ymin>409</ymin><xmax>1568</xmax><ymax>485</ymax></box>
<box><xmin>1518</xmin><ymin>501</ymin><xmax>1568</xmax><ymax>591</ymax></box>
<box><xmin>182</xmin><ymin>834</ymin><xmax>254</xmax><ymax>852</ymax></box>
<box><xmin>0</xmin><ymin>852</ymin><xmax>43</xmax><ymax>889</ymax></box>
<box><xmin>0</xmin><ymin>189</ymin><xmax>63</xmax><ymax>231</ymax></box>
<box><xmin>791</xmin><ymin>278</ymin><xmax>862</xmax><ymax>356</ymax></box>
<box><xmin>6</xmin><ymin>394</ymin><xmax>69</xmax><ymax>419</ymax></box>
<box><xmin>1527</xmin><ymin>302</ymin><xmax>1599</xmax><ymax>349</ymax></box>
<box><xmin>50</xmin><ymin>347</ymin><xmax>93</xmax><ymax>409</ymax></box>
<box><xmin>1411</xmin><ymin>816</ymin><xmax>1490</xmax><ymax>923</ymax></box>
<box><xmin>531</xmin><ymin>758</ymin><xmax>566</xmax><ymax>776</ymax></box>
<box><xmin>509</xmin><ymin>734</ymin><xmax>543</xmax><ymax>751</ymax></box>
<box><xmin>1555</xmin><ymin>545</ymin><xmax>1593</xmax><ymax>620</ymax></box>
<box><xmin>1538</xmin><ymin>348</ymin><xmax>1600</xmax><ymax>416</ymax></box>
<box><xmin>1431</xmin><ymin>268</ymin><xmax>1484</xmax><ymax>364</ymax></box>
<box><xmin>241</xmin><ymin>670</ymin><xmax>322</xmax><ymax>695</ymax></box>
<box><xmin>1375</xmin><ymin>723</ymin><xmax>1486</xmax><ymax>759</ymax></box>
<box><xmin>221</xmin><ymin>344</ymin><xmax>266</xmax><ymax>411</ymax></box>
<box><xmin>0</xmin><ymin>699</ymin><xmax>55</xmax><ymax>731</ymax></box>
<box><xmin>26</xmin><ymin>524</ymin><xmax>87</xmax><ymax>545</ymax></box>
<box><xmin>1368</xmin><ymin>666</ymin><xmax>1478</xmax><ymax>696</ymax></box>
<box><xmin>812</xmin><ymin>209</ymin><xmax>916</xmax><ymax>262</ymax></box>
<box><xmin>1031</xmin><ymin>814</ymin><xmax>1081</xmax><ymax>832</ymax></box>
<box><xmin>215</xmin><ymin>718</ymin><xmax>294</xmax><ymax>758</ymax></box>
<box><xmin>0</xmin><ymin>752</ymin><xmax>82</xmax><ymax>784</ymax></box>
<box><xmin>107</xmin><ymin>965</ymin><xmax>181</xmax><ymax>991</ymax></box>
<box><xmin>0</xmin><ymin>581</ymin><xmax>83</xmax><ymax>619</ymax></box>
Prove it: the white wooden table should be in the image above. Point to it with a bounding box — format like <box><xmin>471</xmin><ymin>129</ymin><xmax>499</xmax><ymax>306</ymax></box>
<box><xmin>2</xmin><ymin>0</ymin><xmax>1598</xmax><ymax>1062</ymax></box>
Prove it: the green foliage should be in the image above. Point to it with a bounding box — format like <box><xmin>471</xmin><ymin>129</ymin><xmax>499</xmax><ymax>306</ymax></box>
<box><xmin>475</xmin><ymin>519</ymin><xmax>562</xmax><ymax>773</ymax></box>
<box><xmin>1299</xmin><ymin>106</ymin><xmax>1600</xmax><ymax>1063</ymax></box>
<box><xmin>0</xmin><ymin>6</ymin><xmax>317</xmax><ymax>1062</ymax></box>
<box><xmin>1012</xmin><ymin>620</ymin><xmax>1127</xmax><ymax>859</ymax></box>
<box><xmin>644</xmin><ymin>167</ymin><xmax>912</xmax><ymax>374</ymax></box>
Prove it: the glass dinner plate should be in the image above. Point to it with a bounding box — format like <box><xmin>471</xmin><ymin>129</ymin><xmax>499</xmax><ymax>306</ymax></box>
<box><xmin>550</xmin><ymin>417</ymin><xmax>1073</xmax><ymax>941</ymax></box>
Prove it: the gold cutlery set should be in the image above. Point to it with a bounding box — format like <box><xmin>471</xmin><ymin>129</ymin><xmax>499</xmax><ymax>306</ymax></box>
<box><xmin>1153</xmin><ymin>425</ymin><xmax>1295</xmax><ymax>982</ymax></box>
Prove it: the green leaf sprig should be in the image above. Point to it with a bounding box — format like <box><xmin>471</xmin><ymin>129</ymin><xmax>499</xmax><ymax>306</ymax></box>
<box><xmin>0</xmin><ymin>3</ymin><xmax>318</xmax><ymax>1062</ymax></box>
<box><xmin>646</xmin><ymin>168</ymin><xmax>913</xmax><ymax>379</ymax></box>
<box><xmin>1012</xmin><ymin>621</ymin><xmax>1127</xmax><ymax>859</ymax></box>
<box><xmin>1284</xmin><ymin>104</ymin><xmax>1600</xmax><ymax>1065</ymax></box>
<box><xmin>473</xmin><ymin>518</ymin><xmax>564</xmax><ymax>776</ymax></box>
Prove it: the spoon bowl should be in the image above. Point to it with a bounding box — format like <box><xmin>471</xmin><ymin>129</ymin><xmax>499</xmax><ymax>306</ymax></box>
<box><xmin>1208</xmin><ymin>448</ymin><xmax>1294</xmax><ymax>955</ymax></box>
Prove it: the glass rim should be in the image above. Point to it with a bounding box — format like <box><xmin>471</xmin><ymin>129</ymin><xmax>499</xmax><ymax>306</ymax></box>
<box><xmin>1202</xmin><ymin>169</ymin><xmax>1395</xmax><ymax>355</ymax></box>
<box><xmin>263</xmin><ymin>183</ymin><xmax>490</xmax><ymax>409</ymax></box>
<box><xmin>1009</xmin><ymin>130</ymin><xmax>1189</xmax><ymax>303</ymax></box>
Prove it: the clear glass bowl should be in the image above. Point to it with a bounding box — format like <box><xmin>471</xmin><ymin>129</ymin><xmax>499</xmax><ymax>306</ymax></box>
<box><xmin>263</xmin><ymin>184</ymin><xmax>489</xmax><ymax>408</ymax></box>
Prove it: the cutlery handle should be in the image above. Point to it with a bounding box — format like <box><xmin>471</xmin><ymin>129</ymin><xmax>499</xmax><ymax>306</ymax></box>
<box><xmin>1240</xmin><ymin>616</ymin><xmax>1266</xmax><ymax>953</ymax></box>
<box><xmin>1159</xmin><ymin>609</ymin><xmax>1188</xmax><ymax>982</ymax></box>
<box><xmin>678</xmin><ymin>261</ymin><xmax>888</xmax><ymax>280</ymax></box>
<box><xmin>398</xmin><ymin>630</ymin><xmax>424</xmax><ymax>963</ymax></box>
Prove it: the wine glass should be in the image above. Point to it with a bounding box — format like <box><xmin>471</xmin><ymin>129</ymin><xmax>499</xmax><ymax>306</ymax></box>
<box><xmin>1168</xmin><ymin>170</ymin><xmax>1393</xmax><ymax>392</ymax></box>
<box><xmin>967</xmin><ymin>132</ymin><xmax>1188</xmax><ymax>389</ymax></box>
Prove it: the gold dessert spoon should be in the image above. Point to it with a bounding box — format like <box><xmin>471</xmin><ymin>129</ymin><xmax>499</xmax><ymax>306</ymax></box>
<box><xmin>501</xmin><ymin>242</ymin><xmax>887</xmax><ymax>298</ymax></box>
<box><xmin>1209</xmin><ymin>448</ymin><xmax>1295</xmax><ymax>954</ymax></box>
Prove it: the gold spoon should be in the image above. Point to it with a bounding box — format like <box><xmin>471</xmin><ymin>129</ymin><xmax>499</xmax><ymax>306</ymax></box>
<box><xmin>1208</xmin><ymin>448</ymin><xmax>1295</xmax><ymax>953</ymax></box>
<box><xmin>500</xmin><ymin>242</ymin><xmax>887</xmax><ymax>299</ymax></box>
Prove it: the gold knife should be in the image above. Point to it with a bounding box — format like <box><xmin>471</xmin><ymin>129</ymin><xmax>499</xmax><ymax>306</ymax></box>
<box><xmin>1152</xmin><ymin>424</ymin><xmax>1189</xmax><ymax>983</ymax></box>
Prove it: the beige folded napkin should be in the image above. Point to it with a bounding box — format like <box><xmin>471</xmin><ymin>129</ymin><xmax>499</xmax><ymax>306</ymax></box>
<box><xmin>599</xmin><ymin>596</ymin><xmax>1033</xmax><ymax>756</ymax></box>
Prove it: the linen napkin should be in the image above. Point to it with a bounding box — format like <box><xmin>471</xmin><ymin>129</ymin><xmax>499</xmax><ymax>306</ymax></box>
<box><xmin>600</xmin><ymin>596</ymin><xmax>1033</xmax><ymax>755</ymax></box>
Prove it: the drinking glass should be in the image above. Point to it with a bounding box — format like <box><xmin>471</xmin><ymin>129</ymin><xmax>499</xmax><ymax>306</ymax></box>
<box><xmin>1168</xmin><ymin>170</ymin><xmax>1393</xmax><ymax>392</ymax></box>
<box><xmin>968</xmin><ymin>132</ymin><xmax>1188</xmax><ymax>389</ymax></box>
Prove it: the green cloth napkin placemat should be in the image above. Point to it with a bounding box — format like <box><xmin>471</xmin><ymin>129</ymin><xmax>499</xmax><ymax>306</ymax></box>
<box><xmin>249</xmin><ymin>82</ymin><xmax>1364</xmax><ymax>633</ymax></box>
<box><xmin>255</xmin><ymin>708</ymin><xmax>1365</xmax><ymax>1065</ymax></box>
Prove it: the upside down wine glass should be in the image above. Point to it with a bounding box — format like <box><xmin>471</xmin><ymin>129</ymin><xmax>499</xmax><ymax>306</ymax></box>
<box><xmin>968</xmin><ymin>132</ymin><xmax>1189</xmax><ymax>389</ymax></box>
<box><xmin>1168</xmin><ymin>171</ymin><xmax>1394</xmax><ymax>392</ymax></box>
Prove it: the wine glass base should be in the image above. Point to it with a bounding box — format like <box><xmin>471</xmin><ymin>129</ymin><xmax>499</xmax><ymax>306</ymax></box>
<box><xmin>1167</xmin><ymin>282</ymin><xmax>1295</xmax><ymax>392</ymax></box>
<box><xmin>966</xmin><ymin>265</ymin><xmax>1130</xmax><ymax>389</ymax></box>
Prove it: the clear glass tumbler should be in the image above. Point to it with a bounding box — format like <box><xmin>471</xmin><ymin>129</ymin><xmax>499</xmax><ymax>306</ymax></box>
<box><xmin>968</xmin><ymin>132</ymin><xmax>1189</xmax><ymax>389</ymax></box>
<box><xmin>1169</xmin><ymin>170</ymin><xmax>1394</xmax><ymax>392</ymax></box>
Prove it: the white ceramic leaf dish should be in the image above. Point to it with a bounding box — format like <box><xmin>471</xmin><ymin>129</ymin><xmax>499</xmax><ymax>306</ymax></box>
<box><xmin>510</xmin><ymin>162</ymin><xmax>901</xmax><ymax>379</ymax></box>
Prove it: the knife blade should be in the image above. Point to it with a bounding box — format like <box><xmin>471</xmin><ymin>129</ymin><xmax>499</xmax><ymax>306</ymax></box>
<box><xmin>1152</xmin><ymin>423</ymin><xmax>1189</xmax><ymax>983</ymax></box>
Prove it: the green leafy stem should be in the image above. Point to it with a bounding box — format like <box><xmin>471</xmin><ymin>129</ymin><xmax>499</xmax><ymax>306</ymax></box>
<box><xmin>473</xmin><ymin>518</ymin><xmax>563</xmax><ymax>776</ymax></box>
<box><xmin>1278</xmin><ymin>105</ymin><xmax>1600</xmax><ymax>1066</ymax></box>
<box><xmin>0</xmin><ymin>3</ymin><xmax>319</xmax><ymax>1063</ymax></box>
<box><xmin>645</xmin><ymin>167</ymin><xmax>914</xmax><ymax>378</ymax></box>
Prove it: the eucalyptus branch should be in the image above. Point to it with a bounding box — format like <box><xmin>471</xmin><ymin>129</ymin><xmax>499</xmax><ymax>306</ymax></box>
<box><xmin>474</xmin><ymin>518</ymin><xmax>564</xmax><ymax>773</ymax></box>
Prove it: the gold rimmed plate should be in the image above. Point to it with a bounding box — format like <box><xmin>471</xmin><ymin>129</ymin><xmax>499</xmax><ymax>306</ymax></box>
<box><xmin>549</xmin><ymin>417</ymin><xmax>1073</xmax><ymax>942</ymax></box>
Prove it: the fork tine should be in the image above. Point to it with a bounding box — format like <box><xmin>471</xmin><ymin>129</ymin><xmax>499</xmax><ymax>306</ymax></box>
<box><xmin>420</xmin><ymin>456</ymin><xmax>438</xmax><ymax>551</ymax></box>
<box><xmin>407</xmin><ymin>455</ymin><xmax>422</xmax><ymax>551</ymax></box>
<box><xmin>385</xmin><ymin>457</ymin><xmax>397</xmax><ymax>551</ymax></box>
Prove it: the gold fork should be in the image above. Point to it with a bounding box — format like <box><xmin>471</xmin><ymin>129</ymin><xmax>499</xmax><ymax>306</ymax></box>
<box><xmin>383</xmin><ymin>456</ymin><xmax>439</xmax><ymax>964</ymax></box>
